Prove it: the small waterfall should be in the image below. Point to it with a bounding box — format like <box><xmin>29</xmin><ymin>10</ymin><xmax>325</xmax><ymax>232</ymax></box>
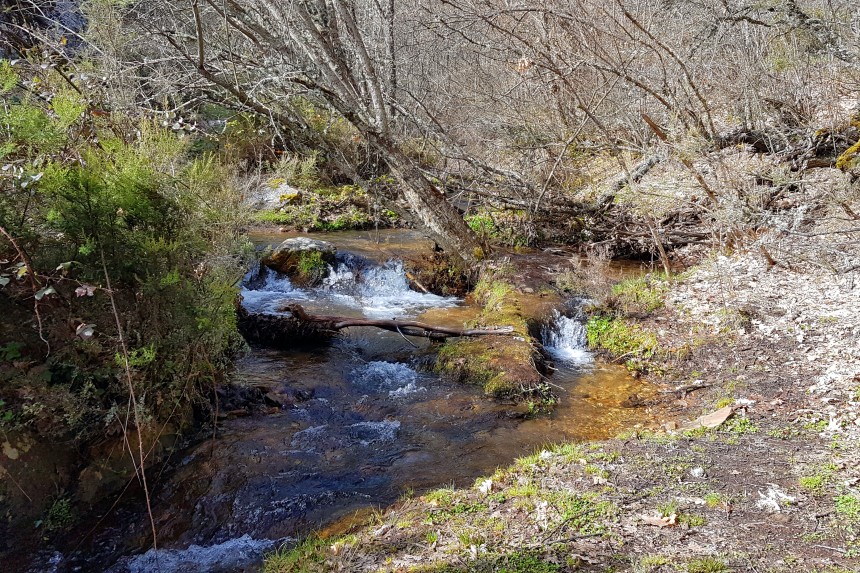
<box><xmin>240</xmin><ymin>266</ymin><xmax>310</xmax><ymax>314</ymax></box>
<box><xmin>121</xmin><ymin>535</ymin><xmax>280</xmax><ymax>573</ymax></box>
<box><xmin>542</xmin><ymin>309</ymin><xmax>592</xmax><ymax>365</ymax></box>
<box><xmin>241</xmin><ymin>251</ymin><xmax>459</xmax><ymax>319</ymax></box>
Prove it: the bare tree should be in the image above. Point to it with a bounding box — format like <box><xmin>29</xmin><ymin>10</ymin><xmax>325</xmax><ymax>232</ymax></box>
<box><xmin>106</xmin><ymin>0</ymin><xmax>487</xmax><ymax>263</ymax></box>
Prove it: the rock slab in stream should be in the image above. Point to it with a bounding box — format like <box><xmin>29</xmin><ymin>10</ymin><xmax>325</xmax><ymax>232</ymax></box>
<box><xmin>262</xmin><ymin>237</ymin><xmax>337</xmax><ymax>285</ymax></box>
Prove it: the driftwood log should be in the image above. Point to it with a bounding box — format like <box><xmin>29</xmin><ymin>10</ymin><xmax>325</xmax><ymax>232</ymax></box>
<box><xmin>237</xmin><ymin>303</ymin><xmax>514</xmax><ymax>348</ymax></box>
<box><xmin>284</xmin><ymin>304</ymin><xmax>514</xmax><ymax>340</ymax></box>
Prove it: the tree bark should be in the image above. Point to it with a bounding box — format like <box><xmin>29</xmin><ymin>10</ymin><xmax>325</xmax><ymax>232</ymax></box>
<box><xmin>286</xmin><ymin>304</ymin><xmax>513</xmax><ymax>338</ymax></box>
<box><xmin>368</xmin><ymin>132</ymin><xmax>486</xmax><ymax>265</ymax></box>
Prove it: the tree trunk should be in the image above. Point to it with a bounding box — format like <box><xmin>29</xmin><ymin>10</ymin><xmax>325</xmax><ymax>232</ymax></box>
<box><xmin>369</xmin><ymin>132</ymin><xmax>486</xmax><ymax>265</ymax></box>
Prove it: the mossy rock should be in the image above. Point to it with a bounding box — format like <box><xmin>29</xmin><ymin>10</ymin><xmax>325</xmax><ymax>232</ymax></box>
<box><xmin>262</xmin><ymin>237</ymin><xmax>336</xmax><ymax>286</ymax></box>
<box><xmin>436</xmin><ymin>336</ymin><xmax>542</xmax><ymax>398</ymax></box>
<box><xmin>836</xmin><ymin>139</ymin><xmax>860</xmax><ymax>172</ymax></box>
<box><xmin>435</xmin><ymin>277</ymin><xmax>549</xmax><ymax>401</ymax></box>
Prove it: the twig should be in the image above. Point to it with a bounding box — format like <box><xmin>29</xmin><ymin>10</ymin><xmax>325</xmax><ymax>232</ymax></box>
<box><xmin>659</xmin><ymin>382</ymin><xmax>712</xmax><ymax>395</ymax></box>
<box><xmin>812</xmin><ymin>544</ymin><xmax>847</xmax><ymax>554</ymax></box>
<box><xmin>395</xmin><ymin>324</ymin><xmax>419</xmax><ymax>348</ymax></box>
<box><xmin>99</xmin><ymin>246</ymin><xmax>158</xmax><ymax>552</ymax></box>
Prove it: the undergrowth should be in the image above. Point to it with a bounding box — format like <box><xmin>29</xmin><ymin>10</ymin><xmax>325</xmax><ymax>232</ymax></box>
<box><xmin>585</xmin><ymin>314</ymin><xmax>658</xmax><ymax>372</ymax></box>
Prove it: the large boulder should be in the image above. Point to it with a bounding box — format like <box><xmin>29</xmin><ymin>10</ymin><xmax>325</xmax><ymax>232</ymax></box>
<box><xmin>245</xmin><ymin>180</ymin><xmax>303</xmax><ymax>211</ymax></box>
<box><xmin>262</xmin><ymin>237</ymin><xmax>337</xmax><ymax>286</ymax></box>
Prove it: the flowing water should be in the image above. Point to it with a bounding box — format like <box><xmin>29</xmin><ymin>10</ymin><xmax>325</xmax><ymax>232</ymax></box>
<box><xmin>39</xmin><ymin>230</ymin><xmax>660</xmax><ymax>573</ymax></box>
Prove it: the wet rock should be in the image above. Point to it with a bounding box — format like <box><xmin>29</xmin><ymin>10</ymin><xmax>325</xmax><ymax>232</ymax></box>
<box><xmin>262</xmin><ymin>386</ymin><xmax>315</xmax><ymax>408</ymax></box>
<box><xmin>262</xmin><ymin>237</ymin><xmax>337</xmax><ymax>286</ymax></box>
<box><xmin>215</xmin><ymin>383</ymin><xmax>265</xmax><ymax>412</ymax></box>
<box><xmin>236</xmin><ymin>305</ymin><xmax>335</xmax><ymax>348</ymax></box>
<box><xmin>621</xmin><ymin>393</ymin><xmax>647</xmax><ymax>408</ymax></box>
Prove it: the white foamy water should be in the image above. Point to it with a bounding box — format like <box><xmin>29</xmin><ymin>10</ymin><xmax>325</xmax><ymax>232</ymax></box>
<box><xmin>122</xmin><ymin>535</ymin><xmax>280</xmax><ymax>573</ymax></box>
<box><xmin>240</xmin><ymin>267</ymin><xmax>310</xmax><ymax>314</ymax></box>
<box><xmin>542</xmin><ymin>310</ymin><xmax>592</xmax><ymax>365</ymax></box>
<box><xmin>352</xmin><ymin>361</ymin><xmax>426</xmax><ymax>398</ymax></box>
<box><xmin>347</xmin><ymin>420</ymin><xmax>401</xmax><ymax>445</ymax></box>
<box><xmin>242</xmin><ymin>259</ymin><xmax>458</xmax><ymax>319</ymax></box>
<box><xmin>289</xmin><ymin>424</ymin><xmax>329</xmax><ymax>451</ymax></box>
<box><xmin>388</xmin><ymin>381</ymin><xmax>427</xmax><ymax>399</ymax></box>
<box><xmin>325</xmin><ymin>260</ymin><xmax>458</xmax><ymax>318</ymax></box>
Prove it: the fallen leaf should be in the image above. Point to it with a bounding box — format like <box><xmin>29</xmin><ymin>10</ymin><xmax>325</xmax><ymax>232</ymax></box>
<box><xmin>34</xmin><ymin>285</ymin><xmax>56</xmax><ymax>300</ymax></box>
<box><xmin>2</xmin><ymin>441</ymin><xmax>19</xmax><ymax>460</ymax></box>
<box><xmin>641</xmin><ymin>513</ymin><xmax>677</xmax><ymax>528</ymax></box>
<box><xmin>75</xmin><ymin>284</ymin><xmax>96</xmax><ymax>297</ymax></box>
<box><xmin>681</xmin><ymin>405</ymin><xmax>735</xmax><ymax>431</ymax></box>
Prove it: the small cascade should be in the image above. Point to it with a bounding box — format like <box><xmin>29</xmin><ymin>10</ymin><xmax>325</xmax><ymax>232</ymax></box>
<box><xmin>240</xmin><ymin>266</ymin><xmax>310</xmax><ymax>314</ymax></box>
<box><xmin>119</xmin><ymin>535</ymin><xmax>281</xmax><ymax>573</ymax></box>
<box><xmin>242</xmin><ymin>254</ymin><xmax>458</xmax><ymax>319</ymax></box>
<box><xmin>542</xmin><ymin>309</ymin><xmax>592</xmax><ymax>365</ymax></box>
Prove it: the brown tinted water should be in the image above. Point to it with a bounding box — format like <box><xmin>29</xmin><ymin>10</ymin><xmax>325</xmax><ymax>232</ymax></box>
<box><xmin>49</xmin><ymin>230</ymin><xmax>661</xmax><ymax>573</ymax></box>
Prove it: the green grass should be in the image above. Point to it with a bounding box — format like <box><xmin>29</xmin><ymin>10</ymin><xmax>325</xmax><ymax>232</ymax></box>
<box><xmin>548</xmin><ymin>491</ymin><xmax>616</xmax><ymax>535</ymax></box>
<box><xmin>657</xmin><ymin>499</ymin><xmax>679</xmax><ymax>517</ymax></box>
<box><xmin>42</xmin><ymin>497</ymin><xmax>74</xmax><ymax>532</ymax></box>
<box><xmin>471</xmin><ymin>279</ymin><xmax>515</xmax><ymax>313</ymax></box>
<box><xmin>835</xmin><ymin>495</ymin><xmax>860</xmax><ymax>522</ymax></box>
<box><xmin>721</xmin><ymin>416</ymin><xmax>758</xmax><ymax>436</ymax></box>
<box><xmin>611</xmin><ymin>274</ymin><xmax>668</xmax><ymax>312</ymax></box>
<box><xmin>296</xmin><ymin>250</ymin><xmax>326</xmax><ymax>279</ymax></box>
<box><xmin>636</xmin><ymin>554</ymin><xmax>670</xmax><ymax>571</ymax></box>
<box><xmin>263</xmin><ymin>537</ymin><xmax>328</xmax><ymax>573</ymax></box>
<box><xmin>410</xmin><ymin>551</ymin><xmax>561</xmax><ymax>573</ymax></box>
<box><xmin>586</xmin><ymin>315</ymin><xmax>658</xmax><ymax>359</ymax></box>
<box><xmin>678</xmin><ymin>513</ymin><xmax>707</xmax><ymax>527</ymax></box>
<box><xmin>799</xmin><ymin>474</ymin><xmax>828</xmax><ymax>496</ymax></box>
<box><xmin>686</xmin><ymin>556</ymin><xmax>729</xmax><ymax>573</ymax></box>
<box><xmin>703</xmin><ymin>492</ymin><xmax>723</xmax><ymax>508</ymax></box>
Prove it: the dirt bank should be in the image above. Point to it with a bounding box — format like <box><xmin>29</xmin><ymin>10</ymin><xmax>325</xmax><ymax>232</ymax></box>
<box><xmin>262</xmin><ymin>196</ymin><xmax>860</xmax><ymax>572</ymax></box>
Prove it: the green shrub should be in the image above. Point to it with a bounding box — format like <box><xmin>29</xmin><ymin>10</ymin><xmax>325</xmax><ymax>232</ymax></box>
<box><xmin>611</xmin><ymin>274</ymin><xmax>668</xmax><ymax>312</ymax></box>
<box><xmin>687</xmin><ymin>557</ymin><xmax>728</xmax><ymax>573</ymax></box>
<box><xmin>0</xmin><ymin>59</ymin><xmax>249</xmax><ymax>442</ymax></box>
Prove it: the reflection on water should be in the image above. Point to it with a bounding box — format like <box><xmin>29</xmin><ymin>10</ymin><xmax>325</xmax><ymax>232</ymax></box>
<box><xmin>61</xmin><ymin>231</ymin><xmax>660</xmax><ymax>573</ymax></box>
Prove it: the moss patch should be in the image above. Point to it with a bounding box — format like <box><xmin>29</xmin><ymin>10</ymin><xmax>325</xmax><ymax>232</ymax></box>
<box><xmin>435</xmin><ymin>277</ymin><xmax>546</xmax><ymax>400</ymax></box>
<box><xmin>256</xmin><ymin>184</ymin><xmax>396</xmax><ymax>232</ymax></box>
<box><xmin>296</xmin><ymin>250</ymin><xmax>327</xmax><ymax>283</ymax></box>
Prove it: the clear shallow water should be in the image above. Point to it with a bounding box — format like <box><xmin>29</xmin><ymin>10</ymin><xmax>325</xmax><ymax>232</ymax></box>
<box><xmin>49</xmin><ymin>231</ymin><xmax>659</xmax><ymax>573</ymax></box>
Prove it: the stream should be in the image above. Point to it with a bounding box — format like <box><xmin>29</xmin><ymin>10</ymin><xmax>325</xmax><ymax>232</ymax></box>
<box><xmin>36</xmin><ymin>230</ymin><xmax>659</xmax><ymax>573</ymax></box>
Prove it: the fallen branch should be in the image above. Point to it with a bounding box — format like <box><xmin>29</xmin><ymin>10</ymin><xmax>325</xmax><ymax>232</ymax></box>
<box><xmin>284</xmin><ymin>304</ymin><xmax>514</xmax><ymax>340</ymax></box>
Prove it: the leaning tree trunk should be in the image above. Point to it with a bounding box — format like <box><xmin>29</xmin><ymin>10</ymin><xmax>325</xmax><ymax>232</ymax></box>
<box><xmin>370</xmin><ymin>133</ymin><xmax>486</xmax><ymax>265</ymax></box>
